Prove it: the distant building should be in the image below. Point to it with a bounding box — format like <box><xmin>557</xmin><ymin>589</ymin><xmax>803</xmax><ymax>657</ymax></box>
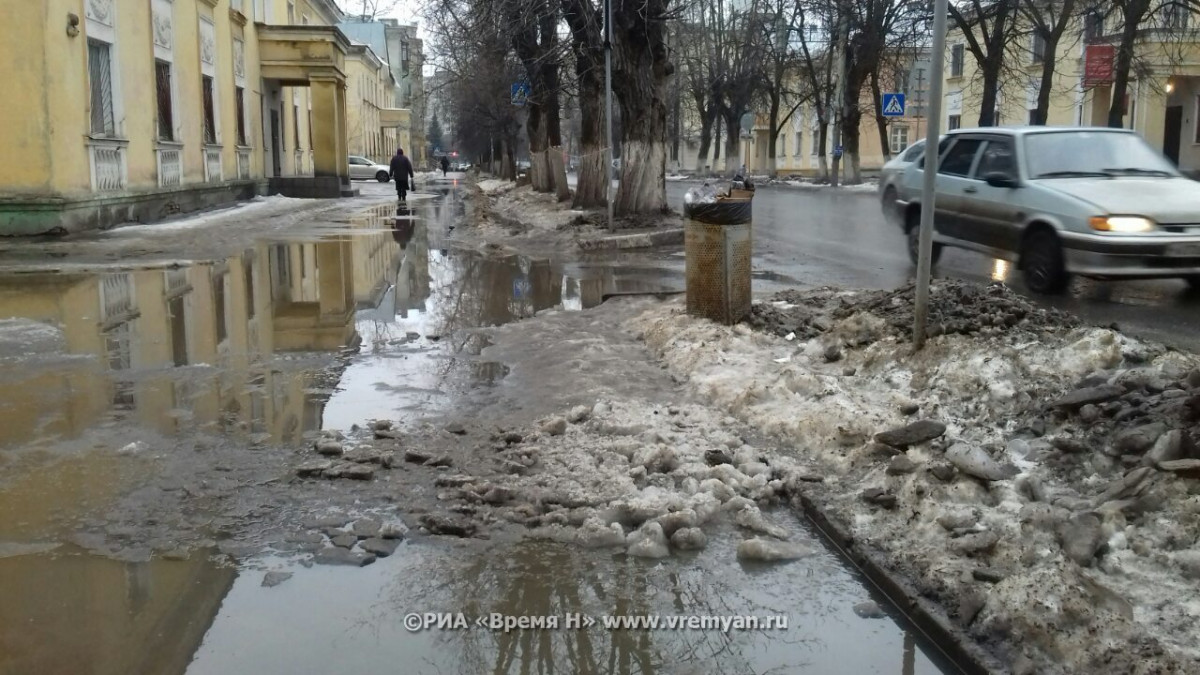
<box><xmin>0</xmin><ymin>0</ymin><xmax>410</xmax><ymax>235</ymax></box>
<box><xmin>339</xmin><ymin>18</ymin><xmax>426</xmax><ymax>165</ymax></box>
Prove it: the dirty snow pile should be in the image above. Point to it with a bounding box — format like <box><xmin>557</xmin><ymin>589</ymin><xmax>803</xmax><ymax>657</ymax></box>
<box><xmin>370</xmin><ymin>399</ymin><xmax>818</xmax><ymax>563</ymax></box>
<box><xmin>631</xmin><ymin>284</ymin><xmax>1200</xmax><ymax>674</ymax></box>
<box><xmin>477</xmin><ymin>179</ymin><xmax>517</xmax><ymax>195</ymax></box>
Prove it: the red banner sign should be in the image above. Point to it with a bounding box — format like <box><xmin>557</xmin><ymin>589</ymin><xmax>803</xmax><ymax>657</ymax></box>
<box><xmin>1084</xmin><ymin>45</ymin><xmax>1115</xmax><ymax>88</ymax></box>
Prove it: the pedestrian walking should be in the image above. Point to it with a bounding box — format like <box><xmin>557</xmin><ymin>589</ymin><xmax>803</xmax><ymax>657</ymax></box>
<box><xmin>390</xmin><ymin>148</ymin><xmax>415</xmax><ymax>201</ymax></box>
<box><xmin>440</xmin><ymin>155</ymin><xmax>450</xmax><ymax>177</ymax></box>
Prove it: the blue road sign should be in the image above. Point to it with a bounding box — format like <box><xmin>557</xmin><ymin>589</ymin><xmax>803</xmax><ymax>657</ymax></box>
<box><xmin>882</xmin><ymin>93</ymin><xmax>906</xmax><ymax>117</ymax></box>
<box><xmin>511</xmin><ymin>81</ymin><xmax>530</xmax><ymax>106</ymax></box>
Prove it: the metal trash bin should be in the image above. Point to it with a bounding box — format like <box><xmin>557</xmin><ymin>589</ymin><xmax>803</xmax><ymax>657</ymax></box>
<box><xmin>684</xmin><ymin>185</ymin><xmax>754</xmax><ymax>324</ymax></box>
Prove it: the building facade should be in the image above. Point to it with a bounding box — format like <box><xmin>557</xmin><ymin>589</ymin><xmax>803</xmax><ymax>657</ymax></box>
<box><xmin>345</xmin><ymin>43</ymin><xmax>405</xmax><ymax>163</ymax></box>
<box><xmin>0</xmin><ymin>0</ymin><xmax>413</xmax><ymax>236</ymax></box>
<box><xmin>339</xmin><ymin>18</ymin><xmax>425</xmax><ymax>166</ymax></box>
<box><xmin>942</xmin><ymin>6</ymin><xmax>1200</xmax><ymax>175</ymax></box>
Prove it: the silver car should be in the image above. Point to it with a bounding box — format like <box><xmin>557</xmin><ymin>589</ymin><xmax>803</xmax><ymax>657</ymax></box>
<box><xmin>879</xmin><ymin>138</ymin><xmax>927</xmax><ymax>225</ymax></box>
<box><xmin>348</xmin><ymin>155</ymin><xmax>392</xmax><ymax>182</ymax></box>
<box><xmin>891</xmin><ymin>126</ymin><xmax>1200</xmax><ymax>293</ymax></box>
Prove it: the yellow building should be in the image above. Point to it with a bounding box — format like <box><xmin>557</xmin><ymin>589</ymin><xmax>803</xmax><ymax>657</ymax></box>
<box><xmin>345</xmin><ymin>42</ymin><xmax>408</xmax><ymax>163</ymax></box>
<box><xmin>942</xmin><ymin>7</ymin><xmax>1200</xmax><ymax>175</ymax></box>
<box><xmin>0</xmin><ymin>0</ymin><xmax>413</xmax><ymax>235</ymax></box>
<box><xmin>678</xmin><ymin>60</ymin><xmax>928</xmax><ymax>178</ymax></box>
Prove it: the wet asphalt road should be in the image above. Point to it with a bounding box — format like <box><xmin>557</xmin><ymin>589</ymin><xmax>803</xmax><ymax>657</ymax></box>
<box><xmin>666</xmin><ymin>182</ymin><xmax>1200</xmax><ymax>353</ymax></box>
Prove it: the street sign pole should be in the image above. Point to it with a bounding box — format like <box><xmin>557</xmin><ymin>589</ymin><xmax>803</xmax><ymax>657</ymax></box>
<box><xmin>603</xmin><ymin>0</ymin><xmax>615</xmax><ymax>229</ymax></box>
<box><xmin>914</xmin><ymin>0</ymin><xmax>948</xmax><ymax>350</ymax></box>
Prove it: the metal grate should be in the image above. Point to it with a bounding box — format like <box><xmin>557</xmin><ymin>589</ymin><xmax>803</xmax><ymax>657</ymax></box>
<box><xmin>237</xmin><ymin>149</ymin><xmax>251</xmax><ymax>180</ymax></box>
<box><xmin>99</xmin><ymin>272</ymin><xmax>134</xmax><ymax>323</ymax></box>
<box><xmin>91</xmin><ymin>144</ymin><xmax>125</xmax><ymax>191</ymax></box>
<box><xmin>205</xmin><ymin>148</ymin><xmax>222</xmax><ymax>182</ymax></box>
<box><xmin>158</xmin><ymin>147</ymin><xmax>181</xmax><ymax>187</ymax></box>
<box><xmin>685</xmin><ymin>220</ymin><xmax>753</xmax><ymax>325</ymax></box>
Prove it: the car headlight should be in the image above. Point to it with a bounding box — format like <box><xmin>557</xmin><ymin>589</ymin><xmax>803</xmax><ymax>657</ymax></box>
<box><xmin>1089</xmin><ymin>216</ymin><xmax>1156</xmax><ymax>233</ymax></box>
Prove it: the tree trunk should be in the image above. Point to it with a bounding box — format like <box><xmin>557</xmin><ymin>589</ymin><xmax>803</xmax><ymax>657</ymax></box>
<box><xmin>843</xmin><ymin>103</ymin><xmax>862</xmax><ymax>185</ymax></box>
<box><xmin>816</xmin><ymin>119</ymin><xmax>829</xmax><ymax>182</ymax></box>
<box><xmin>713</xmin><ymin>120</ymin><xmax>721</xmax><ymax>168</ymax></box>
<box><xmin>767</xmin><ymin>97</ymin><xmax>780</xmax><ymax>178</ymax></box>
<box><xmin>573</xmin><ymin>86</ymin><xmax>606</xmax><ymax>207</ymax></box>
<box><xmin>978</xmin><ymin>63</ymin><xmax>1001</xmax><ymax>127</ymax></box>
<box><xmin>562</xmin><ymin>0</ymin><xmax>605</xmax><ymax>207</ymax></box>
<box><xmin>1108</xmin><ymin>16</ymin><xmax>1141</xmax><ymax>128</ymax></box>
<box><xmin>1033</xmin><ymin>37</ymin><xmax>1062</xmax><ymax>125</ymax></box>
<box><xmin>611</xmin><ymin>0</ymin><xmax>671</xmax><ymax>214</ymax></box>
<box><xmin>723</xmin><ymin>113</ymin><xmax>741</xmax><ymax>175</ymax></box>
<box><xmin>527</xmin><ymin>104</ymin><xmax>551</xmax><ymax>191</ymax></box>
<box><xmin>549</xmin><ymin>146</ymin><xmax>571</xmax><ymax>201</ymax></box>
<box><xmin>697</xmin><ymin>111</ymin><xmax>714</xmax><ymax>174</ymax></box>
<box><xmin>870</xmin><ymin>70</ymin><xmax>890</xmax><ymax>162</ymax></box>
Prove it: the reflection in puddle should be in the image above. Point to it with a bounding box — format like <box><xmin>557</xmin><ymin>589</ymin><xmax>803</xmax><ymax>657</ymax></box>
<box><xmin>188</xmin><ymin>527</ymin><xmax>945</xmax><ymax>675</ymax></box>
<box><xmin>0</xmin><ymin>550</ymin><xmax>233</xmax><ymax>675</ymax></box>
<box><xmin>991</xmin><ymin>258</ymin><xmax>1011</xmax><ymax>283</ymax></box>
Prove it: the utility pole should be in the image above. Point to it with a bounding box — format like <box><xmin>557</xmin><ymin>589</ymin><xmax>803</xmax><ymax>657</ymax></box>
<box><xmin>603</xmin><ymin>0</ymin><xmax>615</xmax><ymax>228</ymax></box>
<box><xmin>830</xmin><ymin>12</ymin><xmax>848</xmax><ymax>188</ymax></box>
<box><xmin>914</xmin><ymin>0</ymin><xmax>948</xmax><ymax>350</ymax></box>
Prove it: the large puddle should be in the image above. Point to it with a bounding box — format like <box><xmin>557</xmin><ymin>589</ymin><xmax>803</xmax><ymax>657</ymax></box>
<box><xmin>0</xmin><ymin>185</ymin><xmax>949</xmax><ymax>674</ymax></box>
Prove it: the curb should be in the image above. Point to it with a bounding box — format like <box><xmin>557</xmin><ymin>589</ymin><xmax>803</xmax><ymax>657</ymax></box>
<box><xmin>577</xmin><ymin>228</ymin><xmax>684</xmax><ymax>251</ymax></box>
<box><xmin>790</xmin><ymin>489</ymin><xmax>1007</xmax><ymax>675</ymax></box>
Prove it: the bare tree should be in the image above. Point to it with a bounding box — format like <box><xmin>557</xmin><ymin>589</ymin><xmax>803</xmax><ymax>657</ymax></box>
<box><xmin>757</xmin><ymin>0</ymin><xmax>811</xmax><ymax>176</ymax></box>
<box><xmin>1103</xmin><ymin>1</ymin><xmax>1200</xmax><ymax>127</ymax></box>
<box><xmin>949</xmin><ymin>0</ymin><xmax>1022</xmax><ymax>127</ymax></box>
<box><xmin>561</xmin><ymin>0</ymin><xmax>608</xmax><ymax>206</ymax></box>
<box><xmin>352</xmin><ymin>0</ymin><xmax>403</xmax><ymax>21</ymax></box>
<box><xmin>610</xmin><ymin>0</ymin><xmax>676</xmax><ymax>212</ymax></box>
<box><xmin>795</xmin><ymin>5</ymin><xmax>838</xmax><ymax>181</ymax></box>
<box><xmin>1019</xmin><ymin>0</ymin><xmax>1083</xmax><ymax>125</ymax></box>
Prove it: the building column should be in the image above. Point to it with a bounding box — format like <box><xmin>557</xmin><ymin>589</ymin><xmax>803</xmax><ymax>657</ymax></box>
<box><xmin>310</xmin><ymin>77</ymin><xmax>348</xmax><ymax>185</ymax></box>
<box><xmin>337</xmin><ymin>83</ymin><xmax>350</xmax><ymax>189</ymax></box>
<box><xmin>315</xmin><ymin>238</ymin><xmax>350</xmax><ymax>317</ymax></box>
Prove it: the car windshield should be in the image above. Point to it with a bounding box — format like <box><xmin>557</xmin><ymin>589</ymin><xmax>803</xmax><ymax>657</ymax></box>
<box><xmin>901</xmin><ymin>140</ymin><xmax>926</xmax><ymax>162</ymax></box>
<box><xmin>1025</xmin><ymin>131</ymin><xmax>1178</xmax><ymax>179</ymax></box>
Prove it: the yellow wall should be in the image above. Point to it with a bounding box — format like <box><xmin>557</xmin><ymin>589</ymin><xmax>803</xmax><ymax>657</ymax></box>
<box><xmin>0</xmin><ymin>2</ymin><xmax>51</xmax><ymax>192</ymax></box>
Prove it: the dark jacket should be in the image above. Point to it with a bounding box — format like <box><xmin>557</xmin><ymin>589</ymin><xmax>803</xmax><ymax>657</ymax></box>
<box><xmin>440</xmin><ymin>157</ymin><xmax>450</xmax><ymax>170</ymax></box>
<box><xmin>390</xmin><ymin>153</ymin><xmax>414</xmax><ymax>181</ymax></box>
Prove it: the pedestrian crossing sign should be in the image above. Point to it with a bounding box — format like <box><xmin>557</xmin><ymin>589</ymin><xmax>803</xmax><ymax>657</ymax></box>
<box><xmin>882</xmin><ymin>93</ymin><xmax>906</xmax><ymax>117</ymax></box>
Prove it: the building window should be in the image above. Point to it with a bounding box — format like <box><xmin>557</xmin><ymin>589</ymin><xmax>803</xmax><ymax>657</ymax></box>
<box><xmin>1162</xmin><ymin>2</ymin><xmax>1189</xmax><ymax>30</ymax></box>
<box><xmin>155</xmin><ymin>60</ymin><xmax>174</xmax><ymax>141</ymax></box>
<box><xmin>794</xmin><ymin>131</ymin><xmax>803</xmax><ymax>157</ymax></box>
<box><xmin>1031</xmin><ymin>30</ymin><xmax>1046</xmax><ymax>64</ymax></box>
<box><xmin>235</xmin><ymin>87</ymin><xmax>247</xmax><ymax>146</ymax></box>
<box><xmin>948</xmin><ymin>114</ymin><xmax>962</xmax><ymax>131</ymax></box>
<box><xmin>287</xmin><ymin>1</ymin><xmax>295</xmax><ymax>24</ymax></box>
<box><xmin>213</xmin><ymin>274</ymin><xmax>228</xmax><ymax>345</ymax></box>
<box><xmin>895</xmin><ymin>69</ymin><xmax>910</xmax><ymax>95</ymax></box>
<box><xmin>88</xmin><ymin>39</ymin><xmax>116</xmax><ymax>137</ymax></box>
<box><xmin>202</xmin><ymin>75</ymin><xmax>217</xmax><ymax>144</ymax></box>
<box><xmin>1085</xmin><ymin>11</ymin><xmax>1104</xmax><ymax>41</ymax></box>
<box><xmin>950</xmin><ymin>44</ymin><xmax>965</xmax><ymax>77</ymax></box>
<box><xmin>293</xmin><ymin>104</ymin><xmax>300</xmax><ymax>149</ymax></box>
<box><xmin>889</xmin><ymin>125</ymin><xmax>910</xmax><ymax>154</ymax></box>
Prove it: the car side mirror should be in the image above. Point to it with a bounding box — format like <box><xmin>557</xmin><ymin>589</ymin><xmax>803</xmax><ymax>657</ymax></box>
<box><xmin>984</xmin><ymin>172</ymin><xmax>1019</xmax><ymax>188</ymax></box>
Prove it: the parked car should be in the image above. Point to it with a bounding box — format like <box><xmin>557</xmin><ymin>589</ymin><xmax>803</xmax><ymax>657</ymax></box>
<box><xmin>890</xmin><ymin>126</ymin><xmax>1200</xmax><ymax>294</ymax></box>
<box><xmin>879</xmin><ymin>138</ymin><xmax>928</xmax><ymax>225</ymax></box>
<box><xmin>348</xmin><ymin>155</ymin><xmax>392</xmax><ymax>182</ymax></box>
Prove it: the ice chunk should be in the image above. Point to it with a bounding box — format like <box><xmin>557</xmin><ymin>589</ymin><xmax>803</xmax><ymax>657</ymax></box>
<box><xmin>736</xmin><ymin>538</ymin><xmax>814</xmax><ymax>562</ymax></box>
<box><xmin>626</xmin><ymin>523</ymin><xmax>671</xmax><ymax>558</ymax></box>
<box><xmin>733</xmin><ymin>506</ymin><xmax>790</xmax><ymax>540</ymax></box>
<box><xmin>577</xmin><ymin>518</ymin><xmax>626</xmax><ymax>548</ymax></box>
<box><xmin>671</xmin><ymin>527</ymin><xmax>708</xmax><ymax>551</ymax></box>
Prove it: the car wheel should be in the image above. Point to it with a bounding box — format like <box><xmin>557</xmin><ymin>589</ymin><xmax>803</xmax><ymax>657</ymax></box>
<box><xmin>1021</xmin><ymin>228</ymin><xmax>1069</xmax><ymax>294</ymax></box>
<box><xmin>377</xmin><ymin>171</ymin><xmax>390</xmax><ymax>183</ymax></box>
<box><xmin>905</xmin><ymin>211</ymin><xmax>942</xmax><ymax>266</ymax></box>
